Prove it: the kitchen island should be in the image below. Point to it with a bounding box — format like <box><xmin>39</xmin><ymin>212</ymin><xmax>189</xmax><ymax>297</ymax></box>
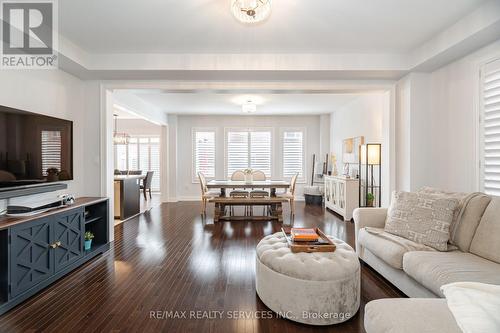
<box><xmin>114</xmin><ymin>175</ymin><xmax>145</xmax><ymax>220</ymax></box>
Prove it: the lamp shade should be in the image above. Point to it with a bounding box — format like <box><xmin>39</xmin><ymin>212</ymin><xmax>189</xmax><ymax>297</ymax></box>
<box><xmin>360</xmin><ymin>144</ymin><xmax>381</xmax><ymax>165</ymax></box>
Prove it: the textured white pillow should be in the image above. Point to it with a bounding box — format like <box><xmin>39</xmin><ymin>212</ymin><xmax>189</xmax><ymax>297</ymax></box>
<box><xmin>384</xmin><ymin>191</ymin><xmax>459</xmax><ymax>251</ymax></box>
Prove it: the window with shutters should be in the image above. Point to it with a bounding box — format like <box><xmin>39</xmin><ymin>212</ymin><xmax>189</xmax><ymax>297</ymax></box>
<box><xmin>41</xmin><ymin>130</ymin><xmax>62</xmax><ymax>176</ymax></box>
<box><xmin>481</xmin><ymin>58</ymin><xmax>500</xmax><ymax>196</ymax></box>
<box><xmin>225</xmin><ymin>128</ymin><xmax>272</xmax><ymax>178</ymax></box>
<box><xmin>113</xmin><ymin>136</ymin><xmax>161</xmax><ymax>191</ymax></box>
<box><xmin>192</xmin><ymin>129</ymin><xmax>216</xmax><ymax>182</ymax></box>
<box><xmin>282</xmin><ymin>129</ymin><xmax>305</xmax><ymax>181</ymax></box>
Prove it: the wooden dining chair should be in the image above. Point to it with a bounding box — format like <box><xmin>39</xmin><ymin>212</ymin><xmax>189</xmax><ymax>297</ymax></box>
<box><xmin>278</xmin><ymin>172</ymin><xmax>299</xmax><ymax>216</ymax></box>
<box><xmin>197</xmin><ymin>172</ymin><xmax>220</xmax><ymax>216</ymax></box>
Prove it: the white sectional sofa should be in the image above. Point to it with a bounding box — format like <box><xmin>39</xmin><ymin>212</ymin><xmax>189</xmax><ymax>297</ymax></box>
<box><xmin>354</xmin><ymin>193</ymin><xmax>500</xmax><ymax>298</ymax></box>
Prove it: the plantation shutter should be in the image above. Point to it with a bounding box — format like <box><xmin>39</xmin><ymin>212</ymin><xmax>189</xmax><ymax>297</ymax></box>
<box><xmin>283</xmin><ymin>131</ymin><xmax>304</xmax><ymax>179</ymax></box>
<box><xmin>128</xmin><ymin>138</ymin><xmax>138</xmax><ymax>170</ymax></box>
<box><xmin>149</xmin><ymin>138</ymin><xmax>161</xmax><ymax>191</ymax></box>
<box><xmin>250</xmin><ymin>131</ymin><xmax>271</xmax><ymax>177</ymax></box>
<box><xmin>41</xmin><ymin>130</ymin><xmax>62</xmax><ymax>176</ymax></box>
<box><xmin>194</xmin><ymin>131</ymin><xmax>216</xmax><ymax>179</ymax></box>
<box><xmin>226</xmin><ymin>130</ymin><xmax>272</xmax><ymax>178</ymax></box>
<box><xmin>115</xmin><ymin>144</ymin><xmax>127</xmax><ymax>171</ymax></box>
<box><xmin>226</xmin><ymin>131</ymin><xmax>249</xmax><ymax>178</ymax></box>
<box><xmin>482</xmin><ymin>59</ymin><xmax>500</xmax><ymax>196</ymax></box>
<box><xmin>139</xmin><ymin>137</ymin><xmax>149</xmax><ymax>172</ymax></box>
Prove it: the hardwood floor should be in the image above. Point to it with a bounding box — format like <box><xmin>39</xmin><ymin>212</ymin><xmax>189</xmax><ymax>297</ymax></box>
<box><xmin>0</xmin><ymin>202</ymin><xmax>404</xmax><ymax>333</ymax></box>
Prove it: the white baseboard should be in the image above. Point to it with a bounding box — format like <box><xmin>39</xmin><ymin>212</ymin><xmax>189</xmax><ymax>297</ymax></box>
<box><xmin>177</xmin><ymin>196</ymin><xmax>200</xmax><ymax>202</ymax></box>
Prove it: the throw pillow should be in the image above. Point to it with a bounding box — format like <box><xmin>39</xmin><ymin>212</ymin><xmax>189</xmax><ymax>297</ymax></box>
<box><xmin>384</xmin><ymin>191</ymin><xmax>459</xmax><ymax>251</ymax></box>
<box><xmin>417</xmin><ymin>187</ymin><xmax>468</xmax><ymax>242</ymax></box>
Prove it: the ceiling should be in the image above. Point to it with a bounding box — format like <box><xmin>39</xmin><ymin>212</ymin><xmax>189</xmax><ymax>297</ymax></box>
<box><xmin>59</xmin><ymin>0</ymin><xmax>487</xmax><ymax>54</ymax></box>
<box><xmin>113</xmin><ymin>106</ymin><xmax>143</xmax><ymax>119</ymax></box>
<box><xmin>127</xmin><ymin>91</ymin><xmax>366</xmax><ymax>115</ymax></box>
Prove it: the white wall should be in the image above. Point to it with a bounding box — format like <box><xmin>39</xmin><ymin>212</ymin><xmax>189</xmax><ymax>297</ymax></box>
<box><xmin>330</xmin><ymin>94</ymin><xmax>385</xmax><ymax>169</ymax></box>
<box><xmin>427</xmin><ymin>40</ymin><xmax>500</xmax><ymax>192</ymax></box>
<box><xmin>0</xmin><ymin>70</ymin><xmax>102</xmax><ymax>211</ymax></box>
<box><xmin>172</xmin><ymin>115</ymin><xmax>324</xmax><ymax>200</ymax></box>
<box><xmin>396</xmin><ymin>39</ymin><xmax>500</xmax><ymax>193</ymax></box>
<box><xmin>329</xmin><ymin>93</ymin><xmax>390</xmax><ymax>205</ymax></box>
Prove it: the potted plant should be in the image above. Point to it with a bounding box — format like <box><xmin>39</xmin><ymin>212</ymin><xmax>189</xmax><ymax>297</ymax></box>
<box><xmin>366</xmin><ymin>193</ymin><xmax>375</xmax><ymax>207</ymax></box>
<box><xmin>243</xmin><ymin>168</ymin><xmax>253</xmax><ymax>184</ymax></box>
<box><xmin>84</xmin><ymin>231</ymin><xmax>94</xmax><ymax>251</ymax></box>
<box><xmin>46</xmin><ymin>168</ymin><xmax>59</xmax><ymax>182</ymax></box>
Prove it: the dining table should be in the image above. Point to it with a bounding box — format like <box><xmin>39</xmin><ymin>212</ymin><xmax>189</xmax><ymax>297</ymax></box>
<box><xmin>205</xmin><ymin>180</ymin><xmax>291</xmax><ymax>197</ymax></box>
<box><xmin>206</xmin><ymin>180</ymin><xmax>291</xmax><ymax>223</ymax></box>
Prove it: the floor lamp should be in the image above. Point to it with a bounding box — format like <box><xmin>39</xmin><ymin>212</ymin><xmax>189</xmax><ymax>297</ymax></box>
<box><xmin>359</xmin><ymin>143</ymin><xmax>381</xmax><ymax>207</ymax></box>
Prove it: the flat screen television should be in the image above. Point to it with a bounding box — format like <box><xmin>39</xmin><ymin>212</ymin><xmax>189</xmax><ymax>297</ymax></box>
<box><xmin>0</xmin><ymin>105</ymin><xmax>73</xmax><ymax>190</ymax></box>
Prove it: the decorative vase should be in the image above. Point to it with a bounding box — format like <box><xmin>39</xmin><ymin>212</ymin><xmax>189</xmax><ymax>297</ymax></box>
<box><xmin>84</xmin><ymin>239</ymin><xmax>92</xmax><ymax>251</ymax></box>
<box><xmin>244</xmin><ymin>173</ymin><xmax>253</xmax><ymax>184</ymax></box>
<box><xmin>366</xmin><ymin>199</ymin><xmax>374</xmax><ymax>207</ymax></box>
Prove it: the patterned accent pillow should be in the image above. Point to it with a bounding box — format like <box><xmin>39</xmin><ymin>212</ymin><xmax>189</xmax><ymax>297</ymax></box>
<box><xmin>384</xmin><ymin>191</ymin><xmax>459</xmax><ymax>251</ymax></box>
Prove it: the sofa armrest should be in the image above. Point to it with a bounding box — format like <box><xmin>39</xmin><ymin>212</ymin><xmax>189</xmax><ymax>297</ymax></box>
<box><xmin>353</xmin><ymin>208</ymin><xmax>388</xmax><ymax>252</ymax></box>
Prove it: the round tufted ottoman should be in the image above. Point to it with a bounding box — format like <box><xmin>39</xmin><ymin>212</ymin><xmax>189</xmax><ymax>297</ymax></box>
<box><xmin>255</xmin><ymin>232</ymin><xmax>360</xmax><ymax>325</ymax></box>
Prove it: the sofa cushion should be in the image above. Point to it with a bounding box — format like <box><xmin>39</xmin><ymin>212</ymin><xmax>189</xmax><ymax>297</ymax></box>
<box><xmin>403</xmin><ymin>251</ymin><xmax>500</xmax><ymax>297</ymax></box>
<box><xmin>364</xmin><ymin>298</ymin><xmax>461</xmax><ymax>333</ymax></box>
<box><xmin>384</xmin><ymin>191</ymin><xmax>459</xmax><ymax>251</ymax></box>
<box><xmin>470</xmin><ymin>197</ymin><xmax>500</xmax><ymax>264</ymax></box>
<box><xmin>358</xmin><ymin>227</ymin><xmax>435</xmax><ymax>269</ymax></box>
<box><xmin>452</xmin><ymin>194</ymin><xmax>491</xmax><ymax>252</ymax></box>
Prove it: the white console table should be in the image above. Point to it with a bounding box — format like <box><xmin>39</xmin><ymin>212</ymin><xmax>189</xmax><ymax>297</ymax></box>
<box><xmin>324</xmin><ymin>175</ymin><xmax>359</xmax><ymax>221</ymax></box>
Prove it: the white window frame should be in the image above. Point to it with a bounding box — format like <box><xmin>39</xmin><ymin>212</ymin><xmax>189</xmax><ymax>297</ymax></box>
<box><xmin>479</xmin><ymin>57</ymin><xmax>500</xmax><ymax>195</ymax></box>
<box><xmin>192</xmin><ymin>127</ymin><xmax>217</xmax><ymax>183</ymax></box>
<box><xmin>224</xmin><ymin>127</ymin><xmax>274</xmax><ymax>179</ymax></box>
<box><xmin>113</xmin><ymin>135</ymin><xmax>161</xmax><ymax>191</ymax></box>
<box><xmin>280</xmin><ymin>127</ymin><xmax>307</xmax><ymax>184</ymax></box>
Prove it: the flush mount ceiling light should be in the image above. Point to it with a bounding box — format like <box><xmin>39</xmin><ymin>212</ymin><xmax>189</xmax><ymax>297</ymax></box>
<box><xmin>242</xmin><ymin>101</ymin><xmax>257</xmax><ymax>113</ymax></box>
<box><xmin>231</xmin><ymin>0</ymin><xmax>272</xmax><ymax>24</ymax></box>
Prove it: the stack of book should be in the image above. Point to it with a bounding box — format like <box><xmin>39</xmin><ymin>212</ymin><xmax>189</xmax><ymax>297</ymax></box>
<box><xmin>291</xmin><ymin>228</ymin><xmax>319</xmax><ymax>242</ymax></box>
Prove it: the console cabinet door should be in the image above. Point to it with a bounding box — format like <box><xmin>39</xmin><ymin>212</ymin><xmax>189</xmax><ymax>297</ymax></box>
<box><xmin>53</xmin><ymin>208</ymin><xmax>85</xmax><ymax>273</ymax></box>
<box><xmin>10</xmin><ymin>218</ymin><xmax>53</xmax><ymax>298</ymax></box>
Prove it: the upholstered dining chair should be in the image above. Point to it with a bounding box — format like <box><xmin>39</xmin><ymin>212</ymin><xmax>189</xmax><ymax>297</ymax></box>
<box><xmin>197</xmin><ymin>172</ymin><xmax>220</xmax><ymax>216</ymax></box>
<box><xmin>230</xmin><ymin>170</ymin><xmax>250</xmax><ymax>215</ymax></box>
<box><xmin>140</xmin><ymin>171</ymin><xmax>154</xmax><ymax>200</ymax></box>
<box><xmin>250</xmin><ymin>170</ymin><xmax>269</xmax><ymax>215</ymax></box>
<box><xmin>278</xmin><ymin>172</ymin><xmax>299</xmax><ymax>217</ymax></box>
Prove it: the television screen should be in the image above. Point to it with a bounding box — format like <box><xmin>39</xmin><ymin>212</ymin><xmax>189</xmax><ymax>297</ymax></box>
<box><xmin>0</xmin><ymin>105</ymin><xmax>73</xmax><ymax>189</ymax></box>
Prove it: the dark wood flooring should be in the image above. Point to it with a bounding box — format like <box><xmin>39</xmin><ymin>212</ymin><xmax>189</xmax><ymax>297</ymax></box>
<box><xmin>0</xmin><ymin>202</ymin><xmax>404</xmax><ymax>333</ymax></box>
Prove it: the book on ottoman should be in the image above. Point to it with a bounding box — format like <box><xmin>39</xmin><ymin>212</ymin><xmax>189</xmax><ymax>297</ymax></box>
<box><xmin>291</xmin><ymin>228</ymin><xmax>319</xmax><ymax>242</ymax></box>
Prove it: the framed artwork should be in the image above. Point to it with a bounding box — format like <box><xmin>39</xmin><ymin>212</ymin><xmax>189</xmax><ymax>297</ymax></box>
<box><xmin>342</xmin><ymin>136</ymin><xmax>364</xmax><ymax>164</ymax></box>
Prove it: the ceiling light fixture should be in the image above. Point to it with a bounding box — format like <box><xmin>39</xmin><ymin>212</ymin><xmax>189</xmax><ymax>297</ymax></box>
<box><xmin>231</xmin><ymin>0</ymin><xmax>271</xmax><ymax>24</ymax></box>
<box><xmin>242</xmin><ymin>101</ymin><xmax>257</xmax><ymax>113</ymax></box>
<box><xmin>113</xmin><ymin>114</ymin><xmax>130</xmax><ymax>145</ymax></box>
